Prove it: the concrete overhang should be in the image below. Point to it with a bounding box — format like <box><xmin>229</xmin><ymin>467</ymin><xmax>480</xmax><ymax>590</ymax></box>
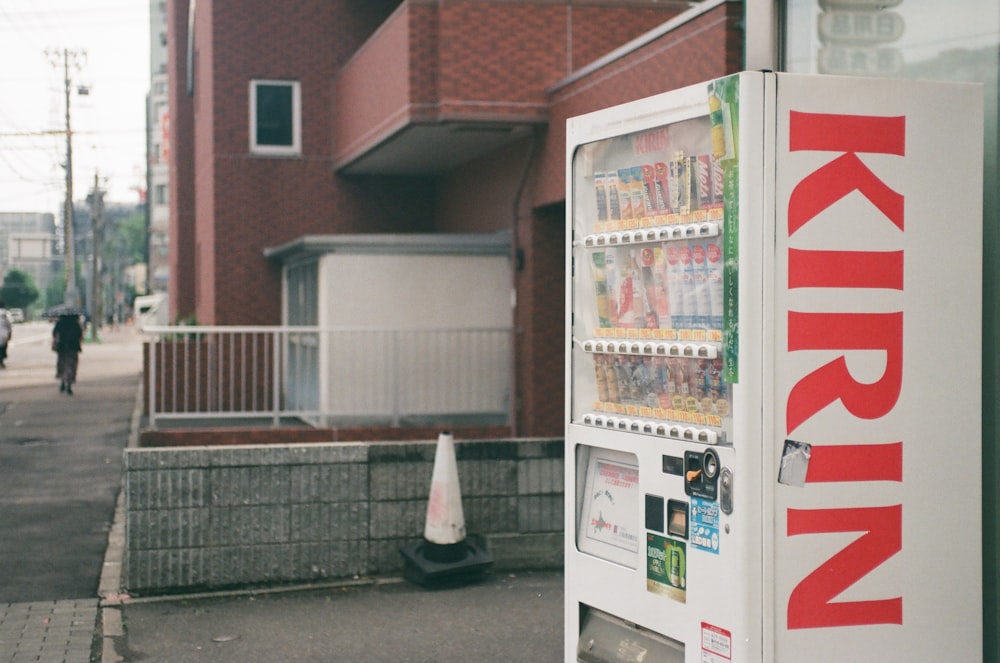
<box><xmin>264</xmin><ymin>231</ymin><xmax>513</xmax><ymax>263</ymax></box>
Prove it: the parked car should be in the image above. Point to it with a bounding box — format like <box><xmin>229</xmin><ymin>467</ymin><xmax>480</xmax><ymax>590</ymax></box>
<box><xmin>8</xmin><ymin>308</ymin><xmax>24</xmax><ymax>323</ymax></box>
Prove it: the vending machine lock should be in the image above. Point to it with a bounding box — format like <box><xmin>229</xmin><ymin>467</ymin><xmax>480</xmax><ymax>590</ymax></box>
<box><xmin>720</xmin><ymin>467</ymin><xmax>734</xmax><ymax>515</ymax></box>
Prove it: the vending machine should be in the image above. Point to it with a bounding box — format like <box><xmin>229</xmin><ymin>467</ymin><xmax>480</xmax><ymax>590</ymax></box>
<box><xmin>564</xmin><ymin>72</ymin><xmax>983</xmax><ymax>662</ymax></box>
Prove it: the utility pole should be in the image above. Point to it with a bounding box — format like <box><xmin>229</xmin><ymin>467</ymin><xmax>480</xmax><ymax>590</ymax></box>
<box><xmin>47</xmin><ymin>47</ymin><xmax>86</xmax><ymax>307</ymax></box>
<box><xmin>88</xmin><ymin>171</ymin><xmax>104</xmax><ymax>341</ymax></box>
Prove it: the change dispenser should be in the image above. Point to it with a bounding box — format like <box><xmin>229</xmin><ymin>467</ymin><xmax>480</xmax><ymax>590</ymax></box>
<box><xmin>564</xmin><ymin>72</ymin><xmax>983</xmax><ymax>662</ymax></box>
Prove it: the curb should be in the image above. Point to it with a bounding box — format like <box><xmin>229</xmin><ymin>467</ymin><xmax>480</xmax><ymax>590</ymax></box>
<box><xmin>96</xmin><ymin>382</ymin><xmax>142</xmax><ymax>663</ymax></box>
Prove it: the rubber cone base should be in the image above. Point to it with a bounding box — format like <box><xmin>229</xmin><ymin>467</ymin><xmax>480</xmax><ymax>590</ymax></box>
<box><xmin>399</xmin><ymin>534</ymin><xmax>493</xmax><ymax>587</ymax></box>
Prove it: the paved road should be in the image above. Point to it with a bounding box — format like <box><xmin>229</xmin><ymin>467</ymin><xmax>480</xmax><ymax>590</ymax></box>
<box><xmin>0</xmin><ymin>321</ymin><xmax>140</xmax><ymax>604</ymax></box>
<box><xmin>118</xmin><ymin>571</ymin><xmax>564</xmax><ymax>663</ymax></box>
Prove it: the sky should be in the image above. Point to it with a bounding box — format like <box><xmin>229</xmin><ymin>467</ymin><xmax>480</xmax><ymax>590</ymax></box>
<box><xmin>0</xmin><ymin>1</ymin><xmax>150</xmax><ymax>216</ymax></box>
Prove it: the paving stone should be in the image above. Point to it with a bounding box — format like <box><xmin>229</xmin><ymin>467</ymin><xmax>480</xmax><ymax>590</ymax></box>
<box><xmin>0</xmin><ymin>600</ymin><xmax>97</xmax><ymax>663</ymax></box>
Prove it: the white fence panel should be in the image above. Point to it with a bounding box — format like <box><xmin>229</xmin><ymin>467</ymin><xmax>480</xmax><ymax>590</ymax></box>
<box><xmin>144</xmin><ymin>326</ymin><xmax>511</xmax><ymax>428</ymax></box>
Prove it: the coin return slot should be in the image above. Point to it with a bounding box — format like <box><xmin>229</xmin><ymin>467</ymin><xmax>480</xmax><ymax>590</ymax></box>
<box><xmin>667</xmin><ymin>499</ymin><xmax>689</xmax><ymax>539</ymax></box>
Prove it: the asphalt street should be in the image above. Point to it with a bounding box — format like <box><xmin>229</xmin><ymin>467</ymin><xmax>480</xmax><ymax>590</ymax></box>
<box><xmin>0</xmin><ymin>321</ymin><xmax>141</xmax><ymax>603</ymax></box>
<box><xmin>117</xmin><ymin>571</ymin><xmax>564</xmax><ymax>663</ymax></box>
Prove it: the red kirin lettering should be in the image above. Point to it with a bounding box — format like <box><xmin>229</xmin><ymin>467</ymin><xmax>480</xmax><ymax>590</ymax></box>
<box><xmin>785</xmin><ymin>111</ymin><xmax>905</xmax><ymax>630</ymax></box>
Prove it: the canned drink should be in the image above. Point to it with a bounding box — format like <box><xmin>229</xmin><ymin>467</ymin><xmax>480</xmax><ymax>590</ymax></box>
<box><xmin>705</xmin><ymin>240</ymin><xmax>724</xmax><ymax>329</ymax></box>
<box><xmin>695</xmin><ymin>155</ymin><xmax>712</xmax><ymax>210</ymax></box>
<box><xmin>617</xmin><ymin>168</ymin><xmax>634</xmax><ymax>220</ymax></box>
<box><xmin>669</xmin><ymin>545</ymin><xmax>681</xmax><ymax>586</ymax></box>
<box><xmin>641</xmin><ymin>164</ymin><xmax>662</xmax><ymax>213</ymax></box>
<box><xmin>652</xmin><ymin>247</ymin><xmax>670</xmax><ymax>327</ymax></box>
<box><xmin>692</xmin><ymin>242</ymin><xmax>710</xmax><ymax>328</ymax></box>
<box><xmin>595</xmin><ymin>172</ymin><xmax>608</xmax><ymax>223</ymax></box>
<box><xmin>594</xmin><ymin>355</ymin><xmax>610</xmax><ymax>403</ymax></box>
<box><xmin>604</xmin><ymin>356</ymin><xmax>621</xmax><ymax>403</ymax></box>
<box><xmin>591</xmin><ymin>252</ymin><xmax>611</xmax><ymax>328</ymax></box>
<box><xmin>666</xmin><ymin>244</ymin><xmax>685</xmax><ymax>329</ymax></box>
<box><xmin>654</xmin><ymin>162</ymin><xmax>672</xmax><ymax>214</ymax></box>
<box><xmin>606</xmin><ymin>171</ymin><xmax>622</xmax><ymax>222</ymax></box>
<box><xmin>630</xmin><ymin>166</ymin><xmax>647</xmax><ymax>220</ymax></box>
<box><xmin>679</xmin><ymin>242</ymin><xmax>697</xmax><ymax>329</ymax></box>
<box><xmin>604</xmin><ymin>250</ymin><xmax>619</xmax><ymax>327</ymax></box>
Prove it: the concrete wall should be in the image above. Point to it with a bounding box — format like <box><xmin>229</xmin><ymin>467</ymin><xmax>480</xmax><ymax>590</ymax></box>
<box><xmin>123</xmin><ymin>438</ymin><xmax>563</xmax><ymax>595</ymax></box>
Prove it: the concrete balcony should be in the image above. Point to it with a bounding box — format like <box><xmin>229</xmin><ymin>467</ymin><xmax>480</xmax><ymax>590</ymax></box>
<box><xmin>333</xmin><ymin>0</ymin><xmax>567</xmax><ymax>175</ymax></box>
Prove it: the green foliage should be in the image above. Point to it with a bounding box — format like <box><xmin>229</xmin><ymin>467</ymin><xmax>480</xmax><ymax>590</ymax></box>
<box><xmin>1</xmin><ymin>269</ymin><xmax>40</xmax><ymax>309</ymax></box>
<box><xmin>46</xmin><ymin>275</ymin><xmax>66</xmax><ymax>308</ymax></box>
<box><xmin>110</xmin><ymin>211</ymin><xmax>147</xmax><ymax>264</ymax></box>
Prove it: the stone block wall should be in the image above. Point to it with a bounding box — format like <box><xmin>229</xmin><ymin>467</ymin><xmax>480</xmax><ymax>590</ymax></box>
<box><xmin>123</xmin><ymin>438</ymin><xmax>563</xmax><ymax>595</ymax></box>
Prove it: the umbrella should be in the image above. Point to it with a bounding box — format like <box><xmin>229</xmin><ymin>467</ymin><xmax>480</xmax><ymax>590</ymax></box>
<box><xmin>44</xmin><ymin>304</ymin><xmax>84</xmax><ymax>319</ymax></box>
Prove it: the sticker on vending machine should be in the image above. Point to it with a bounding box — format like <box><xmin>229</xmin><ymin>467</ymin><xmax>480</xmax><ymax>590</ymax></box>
<box><xmin>646</xmin><ymin>533</ymin><xmax>686</xmax><ymax>603</ymax></box>
<box><xmin>690</xmin><ymin>497</ymin><xmax>720</xmax><ymax>554</ymax></box>
<box><xmin>701</xmin><ymin>622</ymin><xmax>732</xmax><ymax>662</ymax></box>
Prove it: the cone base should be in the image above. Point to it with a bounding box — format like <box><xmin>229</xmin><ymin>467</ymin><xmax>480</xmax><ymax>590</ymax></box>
<box><xmin>399</xmin><ymin>533</ymin><xmax>493</xmax><ymax>587</ymax></box>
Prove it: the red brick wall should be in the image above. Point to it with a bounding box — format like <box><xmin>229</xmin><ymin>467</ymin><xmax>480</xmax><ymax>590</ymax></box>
<box><xmin>436</xmin><ymin>138</ymin><xmax>535</xmax><ymax>234</ymax></box>
<box><xmin>515</xmin><ymin>202</ymin><xmax>566</xmax><ymax>436</ymax></box>
<box><xmin>193</xmin><ymin>0</ymin><xmax>217</xmax><ymax>323</ymax></box>
<box><xmin>168</xmin><ymin>0</ymin><xmax>196</xmax><ymax>321</ymax></box>
<box><xmin>435</xmin><ymin>3</ymin><xmax>565</xmax><ymax>118</ymax></box>
<box><xmin>569</xmin><ymin>4</ymin><xmax>690</xmax><ymax>70</ymax></box>
<box><xmin>186</xmin><ymin>0</ymin><xmax>424</xmax><ymax>325</ymax></box>
<box><xmin>433</xmin><ymin>3</ymin><xmax>686</xmax><ymax>118</ymax></box>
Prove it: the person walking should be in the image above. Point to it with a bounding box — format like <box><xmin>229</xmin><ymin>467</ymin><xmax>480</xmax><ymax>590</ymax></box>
<box><xmin>52</xmin><ymin>312</ymin><xmax>83</xmax><ymax>394</ymax></box>
<box><xmin>0</xmin><ymin>300</ymin><xmax>11</xmax><ymax>368</ymax></box>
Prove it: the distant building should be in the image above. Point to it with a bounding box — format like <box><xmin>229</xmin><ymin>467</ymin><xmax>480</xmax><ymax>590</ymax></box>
<box><xmin>148</xmin><ymin>0</ymin><xmax>171</xmax><ymax>299</ymax></box>
<box><xmin>0</xmin><ymin>212</ymin><xmax>60</xmax><ymax>306</ymax></box>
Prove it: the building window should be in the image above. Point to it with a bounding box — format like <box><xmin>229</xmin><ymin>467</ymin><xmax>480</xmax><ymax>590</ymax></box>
<box><xmin>250</xmin><ymin>80</ymin><xmax>301</xmax><ymax>156</ymax></box>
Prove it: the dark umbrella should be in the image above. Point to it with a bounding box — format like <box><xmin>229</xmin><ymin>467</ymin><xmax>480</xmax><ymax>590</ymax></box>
<box><xmin>45</xmin><ymin>304</ymin><xmax>84</xmax><ymax>320</ymax></box>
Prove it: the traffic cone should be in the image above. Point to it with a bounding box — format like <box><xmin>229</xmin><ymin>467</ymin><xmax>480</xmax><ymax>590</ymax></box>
<box><xmin>400</xmin><ymin>431</ymin><xmax>493</xmax><ymax>586</ymax></box>
<box><xmin>424</xmin><ymin>429</ymin><xmax>466</xmax><ymax>547</ymax></box>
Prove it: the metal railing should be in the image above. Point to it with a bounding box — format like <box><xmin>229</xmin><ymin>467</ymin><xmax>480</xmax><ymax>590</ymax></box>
<box><xmin>143</xmin><ymin>325</ymin><xmax>512</xmax><ymax>429</ymax></box>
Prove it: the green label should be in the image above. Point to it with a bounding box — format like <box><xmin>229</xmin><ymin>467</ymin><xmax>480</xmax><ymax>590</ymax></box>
<box><xmin>722</xmin><ymin>160</ymin><xmax>739</xmax><ymax>384</ymax></box>
<box><xmin>710</xmin><ymin>74</ymin><xmax>740</xmax><ymax>384</ymax></box>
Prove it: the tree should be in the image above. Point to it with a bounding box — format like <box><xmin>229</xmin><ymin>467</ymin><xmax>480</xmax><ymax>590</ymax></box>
<box><xmin>46</xmin><ymin>275</ymin><xmax>66</xmax><ymax>309</ymax></box>
<box><xmin>112</xmin><ymin>211</ymin><xmax>148</xmax><ymax>264</ymax></box>
<box><xmin>1</xmin><ymin>270</ymin><xmax>40</xmax><ymax>310</ymax></box>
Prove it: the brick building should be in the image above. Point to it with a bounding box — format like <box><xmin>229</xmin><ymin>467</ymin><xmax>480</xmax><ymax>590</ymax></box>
<box><xmin>166</xmin><ymin>0</ymin><xmax>743</xmax><ymax>437</ymax></box>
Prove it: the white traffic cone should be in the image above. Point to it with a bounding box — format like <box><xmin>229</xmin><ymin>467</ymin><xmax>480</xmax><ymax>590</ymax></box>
<box><xmin>399</xmin><ymin>431</ymin><xmax>493</xmax><ymax>586</ymax></box>
<box><xmin>423</xmin><ymin>431</ymin><xmax>466</xmax><ymax>545</ymax></box>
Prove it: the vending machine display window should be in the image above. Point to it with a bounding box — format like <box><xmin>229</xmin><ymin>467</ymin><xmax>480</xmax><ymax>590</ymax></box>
<box><xmin>570</xmin><ymin>108</ymin><xmax>735</xmax><ymax>447</ymax></box>
<box><xmin>575</xmin><ymin>445</ymin><xmax>640</xmax><ymax>569</ymax></box>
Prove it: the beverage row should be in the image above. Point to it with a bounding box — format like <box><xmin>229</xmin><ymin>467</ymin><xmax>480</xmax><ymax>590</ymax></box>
<box><xmin>590</xmin><ymin>353</ymin><xmax>732</xmax><ymax>423</ymax></box>
<box><xmin>593</xmin><ymin>152</ymin><xmax>724</xmax><ymax>232</ymax></box>
<box><xmin>589</xmin><ymin>239</ymin><xmax>724</xmax><ymax>333</ymax></box>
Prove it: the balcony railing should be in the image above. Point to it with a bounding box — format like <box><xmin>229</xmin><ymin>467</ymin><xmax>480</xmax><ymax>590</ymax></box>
<box><xmin>143</xmin><ymin>326</ymin><xmax>512</xmax><ymax>429</ymax></box>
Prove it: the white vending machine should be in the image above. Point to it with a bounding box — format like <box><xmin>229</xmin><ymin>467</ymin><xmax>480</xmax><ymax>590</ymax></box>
<box><xmin>564</xmin><ymin>71</ymin><xmax>983</xmax><ymax>663</ymax></box>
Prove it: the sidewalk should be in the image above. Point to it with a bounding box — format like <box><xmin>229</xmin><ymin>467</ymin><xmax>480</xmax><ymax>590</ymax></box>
<box><xmin>0</xmin><ymin>322</ymin><xmax>143</xmax><ymax>663</ymax></box>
